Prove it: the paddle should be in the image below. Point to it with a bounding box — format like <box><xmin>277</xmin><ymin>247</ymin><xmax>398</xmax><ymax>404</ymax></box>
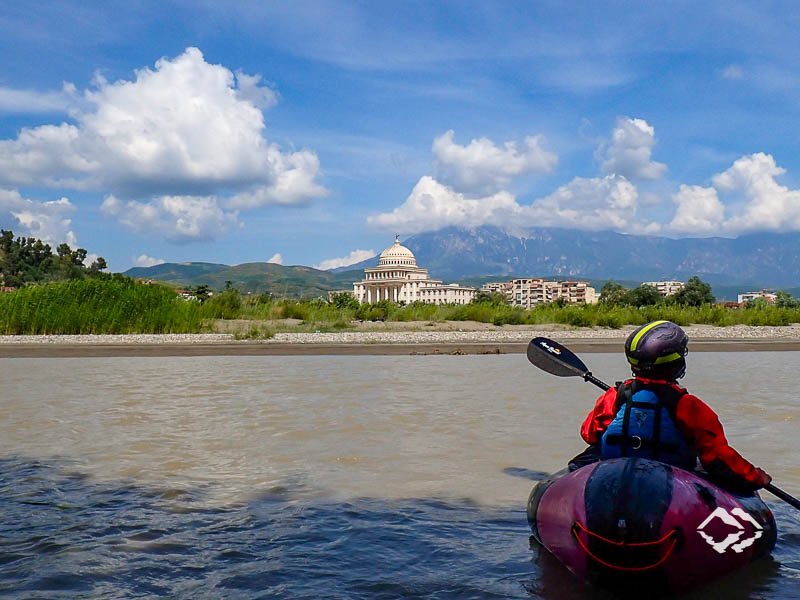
<box><xmin>526</xmin><ymin>336</ymin><xmax>800</xmax><ymax>512</ymax></box>
<box><xmin>526</xmin><ymin>337</ymin><xmax>610</xmax><ymax>391</ymax></box>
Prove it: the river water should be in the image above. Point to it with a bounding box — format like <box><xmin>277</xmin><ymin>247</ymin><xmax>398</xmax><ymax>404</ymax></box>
<box><xmin>1</xmin><ymin>352</ymin><xmax>798</xmax><ymax>598</ymax></box>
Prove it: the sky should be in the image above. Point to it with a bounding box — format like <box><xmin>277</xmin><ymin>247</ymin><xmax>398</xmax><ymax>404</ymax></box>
<box><xmin>2</xmin><ymin>1</ymin><xmax>800</xmax><ymax>271</ymax></box>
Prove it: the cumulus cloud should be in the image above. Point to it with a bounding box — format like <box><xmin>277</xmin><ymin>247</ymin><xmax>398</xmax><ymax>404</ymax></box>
<box><xmin>0</xmin><ymin>188</ymin><xmax>78</xmax><ymax>247</ymax></box>
<box><xmin>0</xmin><ymin>48</ymin><xmax>327</xmax><ymax>242</ymax></box>
<box><xmin>234</xmin><ymin>71</ymin><xmax>278</xmax><ymax>110</ymax></box>
<box><xmin>267</xmin><ymin>253</ymin><xmax>283</xmax><ymax>264</ymax></box>
<box><xmin>523</xmin><ymin>175</ymin><xmax>641</xmax><ymax>231</ymax></box>
<box><xmin>368</xmin><ymin>176</ymin><xmax>521</xmax><ymax>233</ymax></box>
<box><xmin>712</xmin><ymin>153</ymin><xmax>800</xmax><ymax>232</ymax></box>
<box><xmin>315</xmin><ymin>249</ymin><xmax>376</xmax><ymax>270</ymax></box>
<box><xmin>368</xmin><ymin>174</ymin><xmax>647</xmax><ymax>235</ymax></box>
<box><xmin>432</xmin><ymin>130</ymin><xmax>557</xmax><ymax>194</ymax></box>
<box><xmin>226</xmin><ymin>151</ymin><xmax>327</xmax><ymax>209</ymax></box>
<box><xmin>101</xmin><ymin>194</ymin><xmax>239</xmax><ymax>243</ymax></box>
<box><xmin>599</xmin><ymin>117</ymin><xmax>666</xmax><ymax>180</ymax></box>
<box><xmin>133</xmin><ymin>254</ymin><xmax>165</xmax><ymax>267</ymax></box>
<box><xmin>668</xmin><ymin>185</ymin><xmax>725</xmax><ymax>234</ymax></box>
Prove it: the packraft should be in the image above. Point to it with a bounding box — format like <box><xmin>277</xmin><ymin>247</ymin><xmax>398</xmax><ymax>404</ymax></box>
<box><xmin>527</xmin><ymin>457</ymin><xmax>776</xmax><ymax>593</ymax></box>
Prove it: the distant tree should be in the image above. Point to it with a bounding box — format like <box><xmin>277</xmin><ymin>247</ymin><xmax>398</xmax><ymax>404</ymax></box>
<box><xmin>329</xmin><ymin>291</ymin><xmax>359</xmax><ymax>310</ymax></box>
<box><xmin>744</xmin><ymin>297</ymin><xmax>770</xmax><ymax>309</ymax></box>
<box><xmin>0</xmin><ymin>230</ymin><xmax>110</xmax><ymax>286</ymax></box>
<box><xmin>599</xmin><ymin>280</ymin><xmax>627</xmax><ymax>305</ymax></box>
<box><xmin>471</xmin><ymin>290</ymin><xmax>508</xmax><ymax>306</ymax></box>
<box><xmin>672</xmin><ymin>276</ymin><xmax>715</xmax><ymax>306</ymax></box>
<box><xmin>775</xmin><ymin>290</ymin><xmax>799</xmax><ymax>308</ymax></box>
<box><xmin>89</xmin><ymin>257</ymin><xmax>108</xmax><ymax>273</ymax></box>
<box><xmin>623</xmin><ymin>284</ymin><xmax>663</xmax><ymax>307</ymax></box>
<box><xmin>71</xmin><ymin>248</ymin><xmax>88</xmax><ymax>266</ymax></box>
<box><xmin>193</xmin><ymin>284</ymin><xmax>211</xmax><ymax>303</ymax></box>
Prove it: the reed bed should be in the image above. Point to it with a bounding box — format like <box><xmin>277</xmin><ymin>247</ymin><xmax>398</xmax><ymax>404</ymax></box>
<box><xmin>0</xmin><ymin>279</ymin><xmax>205</xmax><ymax>334</ymax></box>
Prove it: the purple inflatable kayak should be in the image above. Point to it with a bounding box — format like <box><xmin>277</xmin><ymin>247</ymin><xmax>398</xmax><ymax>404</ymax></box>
<box><xmin>527</xmin><ymin>457</ymin><xmax>776</xmax><ymax>593</ymax></box>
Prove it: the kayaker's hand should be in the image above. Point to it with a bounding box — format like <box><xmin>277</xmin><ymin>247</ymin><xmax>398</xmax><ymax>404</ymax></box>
<box><xmin>754</xmin><ymin>468</ymin><xmax>772</xmax><ymax>489</ymax></box>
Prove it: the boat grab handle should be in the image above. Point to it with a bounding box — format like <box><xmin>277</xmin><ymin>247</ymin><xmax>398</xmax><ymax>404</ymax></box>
<box><xmin>571</xmin><ymin>521</ymin><xmax>680</xmax><ymax>572</ymax></box>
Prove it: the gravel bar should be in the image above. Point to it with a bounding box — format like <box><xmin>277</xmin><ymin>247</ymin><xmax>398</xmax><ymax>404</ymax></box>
<box><xmin>2</xmin><ymin>325</ymin><xmax>800</xmax><ymax>357</ymax></box>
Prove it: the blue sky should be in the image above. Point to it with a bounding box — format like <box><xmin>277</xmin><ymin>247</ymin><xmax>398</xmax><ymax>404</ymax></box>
<box><xmin>2</xmin><ymin>1</ymin><xmax>800</xmax><ymax>271</ymax></box>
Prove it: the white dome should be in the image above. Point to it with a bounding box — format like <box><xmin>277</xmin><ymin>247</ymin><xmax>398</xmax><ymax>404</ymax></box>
<box><xmin>378</xmin><ymin>238</ymin><xmax>417</xmax><ymax>267</ymax></box>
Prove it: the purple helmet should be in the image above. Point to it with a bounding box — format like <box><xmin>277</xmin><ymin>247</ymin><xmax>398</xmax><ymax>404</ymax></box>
<box><xmin>625</xmin><ymin>320</ymin><xmax>688</xmax><ymax>380</ymax></box>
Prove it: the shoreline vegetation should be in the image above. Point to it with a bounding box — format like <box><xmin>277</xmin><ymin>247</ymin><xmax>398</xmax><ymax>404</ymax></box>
<box><xmin>4</xmin><ymin>230</ymin><xmax>800</xmax><ymax>350</ymax></box>
<box><xmin>3</xmin><ymin>279</ymin><xmax>800</xmax><ymax>340</ymax></box>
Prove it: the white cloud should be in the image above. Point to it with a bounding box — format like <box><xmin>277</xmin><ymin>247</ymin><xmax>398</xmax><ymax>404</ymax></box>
<box><xmin>234</xmin><ymin>71</ymin><xmax>278</xmax><ymax>110</ymax></box>
<box><xmin>599</xmin><ymin>117</ymin><xmax>666</xmax><ymax>180</ymax></box>
<box><xmin>315</xmin><ymin>249</ymin><xmax>375</xmax><ymax>270</ymax></box>
<box><xmin>712</xmin><ymin>153</ymin><xmax>800</xmax><ymax>232</ymax></box>
<box><xmin>134</xmin><ymin>254</ymin><xmax>165</xmax><ymax>267</ymax></box>
<box><xmin>522</xmin><ymin>175</ymin><xmax>641</xmax><ymax>231</ymax></box>
<box><xmin>722</xmin><ymin>64</ymin><xmax>745</xmax><ymax>80</ymax></box>
<box><xmin>101</xmin><ymin>194</ymin><xmax>239</xmax><ymax>243</ymax></box>
<box><xmin>368</xmin><ymin>176</ymin><xmax>521</xmax><ymax>234</ymax></box>
<box><xmin>0</xmin><ymin>48</ymin><xmax>327</xmax><ymax>242</ymax></box>
<box><xmin>369</xmin><ymin>174</ymin><xmax>645</xmax><ymax>235</ymax></box>
<box><xmin>432</xmin><ymin>130</ymin><xmax>557</xmax><ymax>194</ymax></box>
<box><xmin>0</xmin><ymin>82</ymin><xmax>81</xmax><ymax>114</ymax></box>
<box><xmin>267</xmin><ymin>253</ymin><xmax>283</xmax><ymax>264</ymax></box>
<box><xmin>0</xmin><ymin>188</ymin><xmax>78</xmax><ymax>247</ymax></box>
<box><xmin>226</xmin><ymin>151</ymin><xmax>328</xmax><ymax>209</ymax></box>
<box><xmin>668</xmin><ymin>185</ymin><xmax>725</xmax><ymax>234</ymax></box>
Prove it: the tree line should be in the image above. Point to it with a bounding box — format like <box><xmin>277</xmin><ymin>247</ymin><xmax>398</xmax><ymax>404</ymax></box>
<box><xmin>0</xmin><ymin>230</ymin><xmax>108</xmax><ymax>287</ymax></box>
<box><xmin>598</xmin><ymin>276</ymin><xmax>715</xmax><ymax>307</ymax></box>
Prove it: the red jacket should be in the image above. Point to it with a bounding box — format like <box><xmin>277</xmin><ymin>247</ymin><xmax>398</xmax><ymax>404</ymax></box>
<box><xmin>581</xmin><ymin>377</ymin><xmax>764</xmax><ymax>487</ymax></box>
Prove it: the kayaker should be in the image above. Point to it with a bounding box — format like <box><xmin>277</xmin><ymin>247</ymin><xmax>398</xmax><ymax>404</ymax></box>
<box><xmin>572</xmin><ymin>320</ymin><xmax>771</xmax><ymax>492</ymax></box>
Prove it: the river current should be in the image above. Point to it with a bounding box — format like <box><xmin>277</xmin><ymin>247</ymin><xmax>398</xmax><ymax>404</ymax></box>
<box><xmin>1</xmin><ymin>352</ymin><xmax>798</xmax><ymax>598</ymax></box>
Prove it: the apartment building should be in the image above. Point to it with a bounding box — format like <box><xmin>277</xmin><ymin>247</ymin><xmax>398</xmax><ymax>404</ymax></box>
<box><xmin>737</xmin><ymin>290</ymin><xmax>777</xmax><ymax>304</ymax></box>
<box><xmin>508</xmin><ymin>278</ymin><xmax>597</xmax><ymax>308</ymax></box>
<box><xmin>642</xmin><ymin>280</ymin><xmax>685</xmax><ymax>296</ymax></box>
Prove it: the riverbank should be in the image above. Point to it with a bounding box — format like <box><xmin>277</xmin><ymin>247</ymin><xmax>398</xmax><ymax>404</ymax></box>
<box><xmin>3</xmin><ymin>323</ymin><xmax>800</xmax><ymax>356</ymax></box>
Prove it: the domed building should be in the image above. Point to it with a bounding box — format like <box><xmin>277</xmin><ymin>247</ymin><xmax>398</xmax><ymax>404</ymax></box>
<box><xmin>353</xmin><ymin>236</ymin><xmax>476</xmax><ymax>305</ymax></box>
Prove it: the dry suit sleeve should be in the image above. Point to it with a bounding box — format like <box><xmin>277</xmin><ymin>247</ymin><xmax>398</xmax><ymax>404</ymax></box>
<box><xmin>580</xmin><ymin>387</ymin><xmax>618</xmax><ymax>445</ymax></box>
<box><xmin>675</xmin><ymin>394</ymin><xmax>764</xmax><ymax>486</ymax></box>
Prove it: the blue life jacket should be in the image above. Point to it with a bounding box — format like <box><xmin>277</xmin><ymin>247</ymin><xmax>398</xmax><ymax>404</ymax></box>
<box><xmin>601</xmin><ymin>379</ymin><xmax>698</xmax><ymax>471</ymax></box>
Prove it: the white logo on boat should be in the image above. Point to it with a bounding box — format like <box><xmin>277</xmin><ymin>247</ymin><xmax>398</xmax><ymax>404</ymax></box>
<box><xmin>696</xmin><ymin>507</ymin><xmax>763</xmax><ymax>554</ymax></box>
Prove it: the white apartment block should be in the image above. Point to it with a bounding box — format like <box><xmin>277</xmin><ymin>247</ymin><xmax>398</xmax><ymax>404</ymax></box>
<box><xmin>509</xmin><ymin>278</ymin><xmax>597</xmax><ymax>308</ymax></box>
<box><xmin>418</xmin><ymin>283</ymin><xmax>477</xmax><ymax>305</ymax></box>
<box><xmin>642</xmin><ymin>280</ymin><xmax>685</xmax><ymax>296</ymax></box>
<box><xmin>737</xmin><ymin>290</ymin><xmax>777</xmax><ymax>304</ymax></box>
<box><xmin>481</xmin><ymin>281</ymin><xmax>513</xmax><ymax>300</ymax></box>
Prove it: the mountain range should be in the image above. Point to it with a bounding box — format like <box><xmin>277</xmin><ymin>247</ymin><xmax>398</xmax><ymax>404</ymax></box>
<box><xmin>123</xmin><ymin>226</ymin><xmax>800</xmax><ymax>301</ymax></box>
<box><xmin>338</xmin><ymin>226</ymin><xmax>800</xmax><ymax>288</ymax></box>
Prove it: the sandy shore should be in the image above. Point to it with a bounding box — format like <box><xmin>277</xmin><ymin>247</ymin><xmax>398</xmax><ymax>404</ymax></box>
<box><xmin>3</xmin><ymin>323</ymin><xmax>800</xmax><ymax>356</ymax></box>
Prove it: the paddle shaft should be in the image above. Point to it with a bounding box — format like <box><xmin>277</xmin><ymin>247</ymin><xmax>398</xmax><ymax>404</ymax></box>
<box><xmin>766</xmin><ymin>484</ymin><xmax>800</xmax><ymax>510</ymax></box>
<box><xmin>583</xmin><ymin>372</ymin><xmax>610</xmax><ymax>391</ymax></box>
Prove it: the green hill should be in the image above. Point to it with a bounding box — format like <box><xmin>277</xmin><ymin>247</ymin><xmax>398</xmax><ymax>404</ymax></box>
<box><xmin>123</xmin><ymin>262</ymin><xmax>362</xmax><ymax>298</ymax></box>
<box><xmin>124</xmin><ymin>262</ymin><xmax>230</xmax><ymax>281</ymax></box>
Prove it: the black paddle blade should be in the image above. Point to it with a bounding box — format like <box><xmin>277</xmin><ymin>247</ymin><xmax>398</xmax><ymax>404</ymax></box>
<box><xmin>526</xmin><ymin>337</ymin><xmax>589</xmax><ymax>378</ymax></box>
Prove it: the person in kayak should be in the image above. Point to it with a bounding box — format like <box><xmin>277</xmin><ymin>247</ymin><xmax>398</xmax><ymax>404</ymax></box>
<box><xmin>572</xmin><ymin>320</ymin><xmax>771</xmax><ymax>491</ymax></box>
